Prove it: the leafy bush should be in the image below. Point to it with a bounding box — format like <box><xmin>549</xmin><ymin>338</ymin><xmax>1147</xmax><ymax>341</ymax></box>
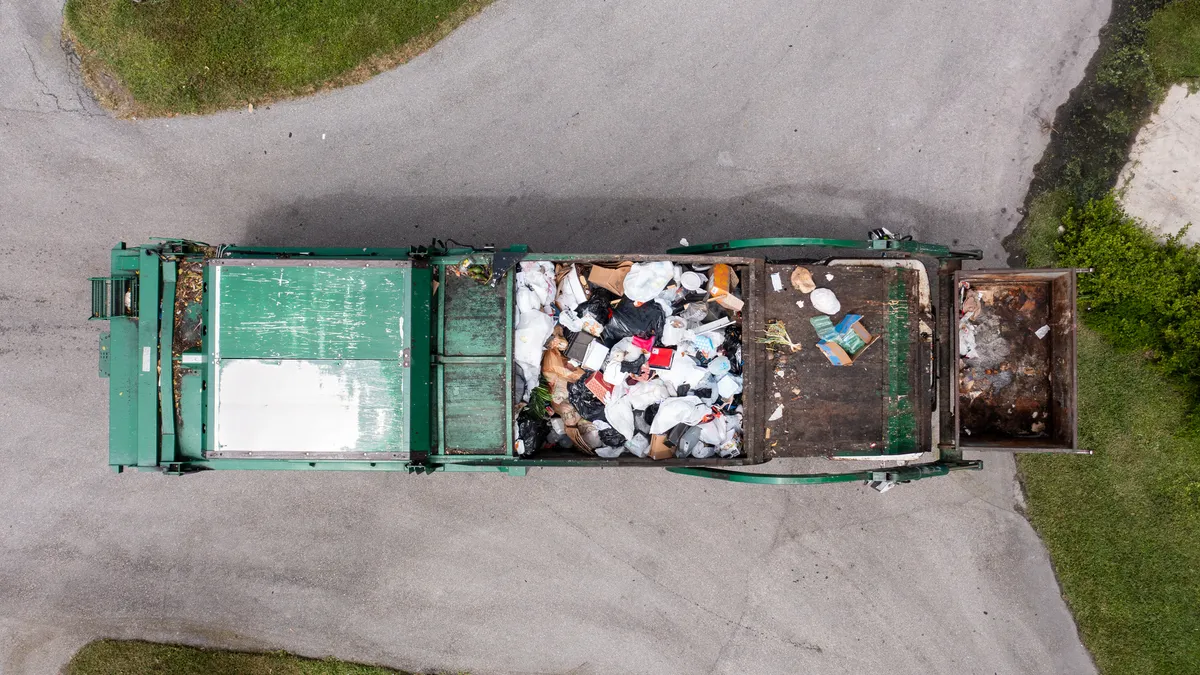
<box><xmin>1056</xmin><ymin>194</ymin><xmax>1200</xmax><ymax>397</ymax></box>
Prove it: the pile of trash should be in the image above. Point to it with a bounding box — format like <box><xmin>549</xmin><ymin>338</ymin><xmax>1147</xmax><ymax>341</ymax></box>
<box><xmin>513</xmin><ymin>260</ymin><xmax>745</xmax><ymax>460</ymax></box>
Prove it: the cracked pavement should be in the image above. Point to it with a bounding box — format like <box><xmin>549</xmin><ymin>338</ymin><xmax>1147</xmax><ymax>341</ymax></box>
<box><xmin>1</xmin><ymin>0</ymin><xmax>1107</xmax><ymax>672</ymax></box>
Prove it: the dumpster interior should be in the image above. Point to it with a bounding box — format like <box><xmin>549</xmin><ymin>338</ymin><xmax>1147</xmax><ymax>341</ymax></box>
<box><xmin>510</xmin><ymin>258</ymin><xmax>750</xmax><ymax>461</ymax></box>
<box><xmin>955</xmin><ymin>270</ymin><xmax>1077</xmax><ymax>450</ymax></box>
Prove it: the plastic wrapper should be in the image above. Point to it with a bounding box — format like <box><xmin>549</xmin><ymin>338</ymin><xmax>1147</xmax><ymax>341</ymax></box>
<box><xmin>595</xmin><ymin>444</ymin><xmax>624</xmax><ymax>459</ymax></box>
<box><xmin>634</xmin><ymin>409</ymin><xmax>652</xmax><ymax>434</ymax></box>
<box><xmin>649</xmin><ymin>396</ymin><xmax>709</xmax><ymax>435</ymax></box>
<box><xmin>558</xmin><ymin>308</ymin><xmax>585</xmax><ymax>332</ymax></box>
<box><xmin>716</xmin><ymin>374</ymin><xmax>743</xmax><ymax>398</ymax></box>
<box><xmin>625</xmin><ymin>433</ymin><xmax>651</xmax><ymax>457</ymax></box>
<box><xmin>706</xmin><ymin>355</ymin><xmax>731</xmax><ymax>376</ymax></box>
<box><xmin>623</xmin><ymin>261</ymin><xmax>675</xmax><ymax>303</ymax></box>
<box><xmin>691</xmin><ymin>443</ymin><xmax>717</xmax><ymax>459</ymax></box>
<box><xmin>602</xmin><ymin>299</ymin><xmax>666</xmax><ymax>346</ymax></box>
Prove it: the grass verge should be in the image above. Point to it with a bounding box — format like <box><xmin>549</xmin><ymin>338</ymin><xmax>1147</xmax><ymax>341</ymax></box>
<box><xmin>1147</xmin><ymin>0</ymin><xmax>1200</xmax><ymax>86</ymax></box>
<box><xmin>66</xmin><ymin>639</ymin><xmax>413</xmax><ymax>675</ymax></box>
<box><xmin>64</xmin><ymin>0</ymin><xmax>490</xmax><ymax>117</ymax></box>
<box><xmin>1006</xmin><ymin>2</ymin><xmax>1200</xmax><ymax>673</ymax></box>
<box><xmin>1017</xmin><ymin>328</ymin><xmax>1200</xmax><ymax>674</ymax></box>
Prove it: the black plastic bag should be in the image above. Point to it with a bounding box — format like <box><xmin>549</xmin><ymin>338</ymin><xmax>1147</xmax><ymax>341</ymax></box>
<box><xmin>643</xmin><ymin>402</ymin><xmax>659</xmax><ymax>427</ymax></box>
<box><xmin>621</xmin><ymin>354</ymin><xmax>647</xmax><ymax>373</ymax></box>
<box><xmin>598</xmin><ymin>427</ymin><xmax>627</xmax><ymax>447</ymax></box>
<box><xmin>722</xmin><ymin>322</ymin><xmax>744</xmax><ymax>375</ymax></box>
<box><xmin>578</xmin><ymin>288</ymin><xmax>616</xmax><ymax>324</ymax></box>
<box><xmin>602</xmin><ymin>299</ymin><xmax>665</xmax><ymax>346</ymax></box>
<box><xmin>516</xmin><ymin>409</ymin><xmax>548</xmax><ymax>455</ymax></box>
<box><xmin>567</xmin><ymin>378</ymin><xmax>607</xmax><ymax>421</ymax></box>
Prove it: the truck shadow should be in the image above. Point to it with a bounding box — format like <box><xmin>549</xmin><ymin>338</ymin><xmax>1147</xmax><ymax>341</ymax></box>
<box><xmin>242</xmin><ymin>188</ymin><xmax>985</xmax><ymax>255</ymax></box>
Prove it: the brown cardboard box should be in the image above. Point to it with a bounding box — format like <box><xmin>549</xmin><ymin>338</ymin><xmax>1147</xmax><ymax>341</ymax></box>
<box><xmin>588</xmin><ymin>262</ymin><xmax>633</xmax><ymax>296</ymax></box>
<box><xmin>648</xmin><ymin>434</ymin><xmax>673</xmax><ymax>460</ymax></box>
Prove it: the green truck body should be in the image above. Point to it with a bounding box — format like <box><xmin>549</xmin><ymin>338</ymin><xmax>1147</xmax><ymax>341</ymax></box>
<box><xmin>91</xmin><ymin>238</ymin><xmax>1084</xmax><ymax>487</ymax></box>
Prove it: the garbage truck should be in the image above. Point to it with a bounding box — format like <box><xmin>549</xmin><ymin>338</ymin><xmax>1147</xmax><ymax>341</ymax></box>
<box><xmin>90</xmin><ymin>236</ymin><xmax>1085</xmax><ymax>489</ymax></box>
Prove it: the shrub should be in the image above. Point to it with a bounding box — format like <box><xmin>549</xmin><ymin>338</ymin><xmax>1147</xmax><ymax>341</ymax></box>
<box><xmin>1056</xmin><ymin>195</ymin><xmax>1200</xmax><ymax>397</ymax></box>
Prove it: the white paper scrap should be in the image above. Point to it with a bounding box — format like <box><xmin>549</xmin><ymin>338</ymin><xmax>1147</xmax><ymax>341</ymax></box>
<box><xmin>1035</xmin><ymin>325</ymin><xmax>1051</xmax><ymax>339</ymax></box>
<box><xmin>768</xmin><ymin>404</ymin><xmax>784</xmax><ymax>422</ymax></box>
<box><xmin>771</xmin><ymin>272</ymin><xmax>783</xmax><ymax>291</ymax></box>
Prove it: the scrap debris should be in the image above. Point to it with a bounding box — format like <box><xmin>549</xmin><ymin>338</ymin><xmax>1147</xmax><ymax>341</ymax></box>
<box><xmin>450</xmin><ymin>256</ymin><xmax>492</xmax><ymax>283</ymax></box>
<box><xmin>513</xmin><ymin>257</ymin><xmax>745</xmax><ymax>460</ymax></box>
<box><xmin>790</xmin><ymin>266</ymin><xmax>816</xmax><ymax>293</ymax></box>
<box><xmin>759</xmin><ymin>319</ymin><xmax>803</xmax><ymax>352</ymax></box>
<box><xmin>958</xmin><ymin>279</ymin><xmax>1053</xmax><ymax>439</ymax></box>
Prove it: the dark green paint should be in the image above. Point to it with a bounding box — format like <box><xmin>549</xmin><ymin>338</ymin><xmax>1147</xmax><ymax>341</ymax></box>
<box><xmin>214</xmin><ymin>264</ymin><xmax>412</xmax><ymax>360</ymax></box>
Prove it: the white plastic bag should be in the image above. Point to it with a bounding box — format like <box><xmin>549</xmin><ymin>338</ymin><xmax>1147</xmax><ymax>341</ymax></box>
<box><xmin>650</xmin><ymin>396</ymin><xmax>709</xmax><ymax>435</ymax></box>
<box><xmin>623</xmin><ymin>261</ymin><xmax>675</xmax><ymax>303</ymax></box>
<box><xmin>655</xmin><ymin>354</ymin><xmax>708</xmax><ymax>389</ymax></box>
<box><xmin>691</xmin><ymin>443</ymin><xmax>717</xmax><ymax>459</ymax></box>
<box><xmin>625</xmin><ymin>379</ymin><xmax>674</xmax><ymax>410</ymax></box>
<box><xmin>513</xmin><ymin>310</ymin><xmax>554</xmax><ymax>400</ymax></box>
<box><xmin>517</xmin><ymin>261</ymin><xmax>557</xmax><ymax>311</ymax></box>
<box><xmin>604</xmin><ymin>397</ymin><xmax>636</xmax><ymax>439</ymax></box>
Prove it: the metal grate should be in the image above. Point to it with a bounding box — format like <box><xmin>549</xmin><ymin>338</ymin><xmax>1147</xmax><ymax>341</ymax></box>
<box><xmin>89</xmin><ymin>276</ymin><xmax>138</xmax><ymax>320</ymax></box>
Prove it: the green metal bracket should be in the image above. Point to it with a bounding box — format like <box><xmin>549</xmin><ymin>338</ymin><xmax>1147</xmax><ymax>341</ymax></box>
<box><xmin>98</xmin><ymin>332</ymin><xmax>111</xmax><ymax>378</ymax></box>
<box><xmin>665</xmin><ymin>460</ymin><xmax>982</xmax><ymax>485</ymax></box>
<box><xmin>667</xmin><ymin>237</ymin><xmax>982</xmax><ymax>260</ymax></box>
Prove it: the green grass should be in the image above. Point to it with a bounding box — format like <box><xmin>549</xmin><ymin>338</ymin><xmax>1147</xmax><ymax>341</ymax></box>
<box><xmin>1018</xmin><ymin>328</ymin><xmax>1200</xmax><ymax>674</ymax></box>
<box><xmin>64</xmin><ymin>0</ymin><xmax>489</xmax><ymax>116</ymax></box>
<box><xmin>1019</xmin><ymin>189</ymin><xmax>1073</xmax><ymax>267</ymax></box>
<box><xmin>66</xmin><ymin>640</ymin><xmax>413</xmax><ymax>675</ymax></box>
<box><xmin>1147</xmin><ymin>0</ymin><xmax>1200</xmax><ymax>86</ymax></box>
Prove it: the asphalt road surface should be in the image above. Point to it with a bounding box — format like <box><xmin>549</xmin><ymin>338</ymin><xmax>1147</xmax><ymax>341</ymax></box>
<box><xmin>2</xmin><ymin>0</ymin><xmax>1108</xmax><ymax>672</ymax></box>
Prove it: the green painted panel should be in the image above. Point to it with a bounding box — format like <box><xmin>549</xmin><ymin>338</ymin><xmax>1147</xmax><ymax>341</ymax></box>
<box><xmin>214</xmin><ymin>359</ymin><xmax>405</xmax><ymax>453</ymax></box>
<box><xmin>107</xmin><ymin>318</ymin><xmax>140</xmax><ymax>467</ymax></box>
<box><xmin>442</xmin><ymin>363</ymin><xmax>507</xmax><ymax>453</ymax></box>
<box><xmin>179</xmin><ymin>373</ymin><xmax>204</xmax><ymax>459</ymax></box>
<box><xmin>214</xmin><ymin>263</ymin><xmax>412</xmax><ymax>360</ymax></box>
<box><xmin>407</xmin><ymin>267</ymin><xmax>434</xmax><ymax>452</ymax></box>
<box><xmin>442</xmin><ymin>272</ymin><xmax>507</xmax><ymax>357</ymax></box>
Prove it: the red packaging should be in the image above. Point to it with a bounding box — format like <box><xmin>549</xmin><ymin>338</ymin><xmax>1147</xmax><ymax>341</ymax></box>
<box><xmin>585</xmin><ymin>371</ymin><xmax>614</xmax><ymax>402</ymax></box>
<box><xmin>647</xmin><ymin>347</ymin><xmax>675</xmax><ymax>370</ymax></box>
<box><xmin>631</xmin><ymin>335</ymin><xmax>655</xmax><ymax>352</ymax></box>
